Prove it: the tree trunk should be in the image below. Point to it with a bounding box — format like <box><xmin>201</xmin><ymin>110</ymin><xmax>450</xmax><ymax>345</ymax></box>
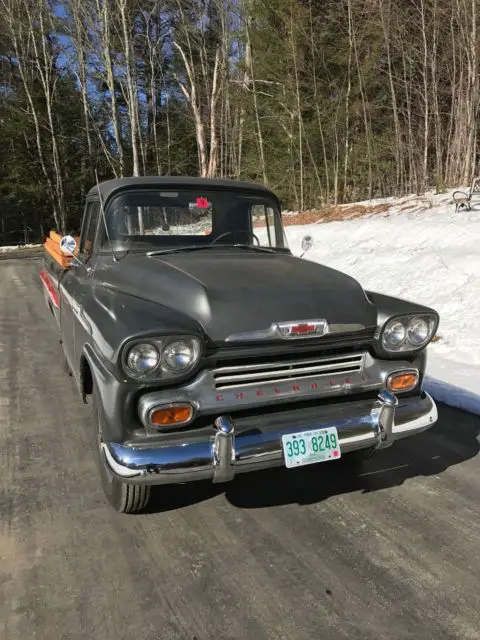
<box><xmin>243</xmin><ymin>4</ymin><xmax>268</xmax><ymax>185</ymax></box>
<box><xmin>379</xmin><ymin>0</ymin><xmax>403</xmax><ymax>194</ymax></box>
<box><xmin>96</xmin><ymin>0</ymin><xmax>125</xmax><ymax>176</ymax></box>
<box><xmin>119</xmin><ymin>0</ymin><xmax>141</xmax><ymax>176</ymax></box>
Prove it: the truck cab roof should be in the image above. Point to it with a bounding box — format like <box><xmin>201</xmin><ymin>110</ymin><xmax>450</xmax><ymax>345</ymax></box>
<box><xmin>86</xmin><ymin>176</ymin><xmax>279</xmax><ymax>205</ymax></box>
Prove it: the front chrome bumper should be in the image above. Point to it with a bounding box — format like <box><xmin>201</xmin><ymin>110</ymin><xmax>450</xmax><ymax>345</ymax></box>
<box><xmin>101</xmin><ymin>391</ymin><xmax>438</xmax><ymax>486</ymax></box>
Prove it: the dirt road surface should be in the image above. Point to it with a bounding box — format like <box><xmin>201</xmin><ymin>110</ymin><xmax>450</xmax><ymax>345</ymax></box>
<box><xmin>1</xmin><ymin>258</ymin><xmax>479</xmax><ymax>640</ymax></box>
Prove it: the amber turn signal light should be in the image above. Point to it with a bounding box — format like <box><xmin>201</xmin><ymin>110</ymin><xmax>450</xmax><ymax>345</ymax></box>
<box><xmin>150</xmin><ymin>404</ymin><xmax>194</xmax><ymax>427</ymax></box>
<box><xmin>386</xmin><ymin>371</ymin><xmax>419</xmax><ymax>392</ymax></box>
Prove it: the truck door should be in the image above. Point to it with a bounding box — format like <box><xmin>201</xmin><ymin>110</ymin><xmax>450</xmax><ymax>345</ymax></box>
<box><xmin>59</xmin><ymin>201</ymin><xmax>100</xmax><ymax>383</ymax></box>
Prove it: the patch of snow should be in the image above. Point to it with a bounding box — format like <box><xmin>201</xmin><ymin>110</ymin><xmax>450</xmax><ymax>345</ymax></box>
<box><xmin>278</xmin><ymin>190</ymin><xmax>480</xmax><ymax>416</ymax></box>
<box><xmin>0</xmin><ymin>243</ymin><xmax>42</xmax><ymax>253</ymax></box>
<box><xmin>424</xmin><ymin>359</ymin><xmax>480</xmax><ymax>417</ymax></box>
<box><xmin>151</xmin><ymin>221</ymin><xmax>212</xmax><ymax>235</ymax></box>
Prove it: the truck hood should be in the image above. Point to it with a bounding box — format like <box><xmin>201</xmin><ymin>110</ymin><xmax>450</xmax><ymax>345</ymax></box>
<box><xmin>94</xmin><ymin>251</ymin><xmax>377</xmax><ymax>343</ymax></box>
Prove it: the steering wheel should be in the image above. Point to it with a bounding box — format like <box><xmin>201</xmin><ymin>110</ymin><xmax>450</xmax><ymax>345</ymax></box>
<box><xmin>211</xmin><ymin>230</ymin><xmax>261</xmax><ymax>246</ymax></box>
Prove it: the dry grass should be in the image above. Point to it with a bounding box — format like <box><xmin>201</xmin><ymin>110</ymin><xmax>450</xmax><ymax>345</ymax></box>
<box><xmin>255</xmin><ymin>202</ymin><xmax>392</xmax><ymax>228</ymax></box>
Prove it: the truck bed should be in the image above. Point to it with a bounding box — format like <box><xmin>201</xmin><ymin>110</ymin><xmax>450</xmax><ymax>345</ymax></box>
<box><xmin>39</xmin><ymin>231</ymin><xmax>79</xmax><ymax>323</ymax></box>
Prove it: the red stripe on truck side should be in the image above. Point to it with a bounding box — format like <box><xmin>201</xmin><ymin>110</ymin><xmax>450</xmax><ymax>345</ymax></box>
<box><xmin>39</xmin><ymin>270</ymin><xmax>60</xmax><ymax>309</ymax></box>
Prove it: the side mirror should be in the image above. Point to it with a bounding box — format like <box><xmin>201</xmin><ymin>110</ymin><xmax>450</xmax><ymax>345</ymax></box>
<box><xmin>59</xmin><ymin>235</ymin><xmax>82</xmax><ymax>268</ymax></box>
<box><xmin>60</xmin><ymin>235</ymin><xmax>77</xmax><ymax>255</ymax></box>
<box><xmin>300</xmin><ymin>234</ymin><xmax>314</xmax><ymax>257</ymax></box>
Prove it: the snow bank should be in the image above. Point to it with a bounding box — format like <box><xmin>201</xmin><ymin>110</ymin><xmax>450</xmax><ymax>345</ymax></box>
<box><xmin>423</xmin><ymin>358</ymin><xmax>480</xmax><ymax>417</ymax></box>
<box><xmin>284</xmin><ymin>190</ymin><xmax>480</xmax><ymax>416</ymax></box>
<box><xmin>0</xmin><ymin>243</ymin><xmax>42</xmax><ymax>253</ymax></box>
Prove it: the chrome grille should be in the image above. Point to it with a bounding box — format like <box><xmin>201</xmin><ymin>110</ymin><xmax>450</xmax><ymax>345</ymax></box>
<box><xmin>213</xmin><ymin>353</ymin><xmax>365</xmax><ymax>390</ymax></box>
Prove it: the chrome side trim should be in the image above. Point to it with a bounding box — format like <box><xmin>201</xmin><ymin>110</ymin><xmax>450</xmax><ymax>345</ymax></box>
<box><xmin>225</xmin><ymin>322</ymin><xmax>367</xmax><ymax>342</ymax></box>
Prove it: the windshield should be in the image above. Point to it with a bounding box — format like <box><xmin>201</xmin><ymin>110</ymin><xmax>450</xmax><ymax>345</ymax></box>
<box><xmin>99</xmin><ymin>188</ymin><xmax>288</xmax><ymax>253</ymax></box>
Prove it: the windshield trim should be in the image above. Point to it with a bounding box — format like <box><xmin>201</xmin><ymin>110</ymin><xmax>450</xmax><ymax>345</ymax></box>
<box><xmin>98</xmin><ymin>187</ymin><xmax>288</xmax><ymax>254</ymax></box>
<box><xmin>146</xmin><ymin>244</ymin><xmax>280</xmax><ymax>257</ymax></box>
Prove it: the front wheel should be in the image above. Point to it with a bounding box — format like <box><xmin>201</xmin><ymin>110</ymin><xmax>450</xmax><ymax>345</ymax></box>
<box><xmin>91</xmin><ymin>387</ymin><xmax>151</xmax><ymax>514</ymax></box>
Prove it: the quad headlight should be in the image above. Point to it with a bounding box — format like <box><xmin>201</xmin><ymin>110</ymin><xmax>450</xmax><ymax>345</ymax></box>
<box><xmin>126</xmin><ymin>343</ymin><xmax>161</xmax><ymax>376</ymax></box>
<box><xmin>162</xmin><ymin>339</ymin><xmax>199</xmax><ymax>372</ymax></box>
<box><xmin>381</xmin><ymin>315</ymin><xmax>437</xmax><ymax>353</ymax></box>
<box><xmin>123</xmin><ymin>336</ymin><xmax>201</xmax><ymax>380</ymax></box>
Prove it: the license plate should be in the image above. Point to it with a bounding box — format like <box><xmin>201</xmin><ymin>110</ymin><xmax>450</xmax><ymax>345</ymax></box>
<box><xmin>281</xmin><ymin>427</ymin><xmax>341</xmax><ymax>469</ymax></box>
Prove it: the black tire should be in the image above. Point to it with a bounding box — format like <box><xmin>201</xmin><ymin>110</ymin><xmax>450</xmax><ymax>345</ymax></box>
<box><xmin>91</xmin><ymin>386</ymin><xmax>151</xmax><ymax>514</ymax></box>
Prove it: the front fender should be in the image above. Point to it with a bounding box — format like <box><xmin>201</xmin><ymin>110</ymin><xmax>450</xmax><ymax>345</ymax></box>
<box><xmin>82</xmin><ymin>343</ymin><xmax>141</xmax><ymax>442</ymax></box>
<box><xmin>85</xmin><ymin>283</ymin><xmax>204</xmax><ymax>372</ymax></box>
<box><xmin>366</xmin><ymin>290</ymin><xmax>439</xmax><ymax>327</ymax></box>
<box><xmin>366</xmin><ymin>290</ymin><xmax>439</xmax><ymax>363</ymax></box>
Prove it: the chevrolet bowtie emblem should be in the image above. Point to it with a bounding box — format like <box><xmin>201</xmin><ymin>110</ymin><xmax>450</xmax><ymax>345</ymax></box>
<box><xmin>225</xmin><ymin>319</ymin><xmax>330</xmax><ymax>342</ymax></box>
<box><xmin>275</xmin><ymin>320</ymin><xmax>329</xmax><ymax>339</ymax></box>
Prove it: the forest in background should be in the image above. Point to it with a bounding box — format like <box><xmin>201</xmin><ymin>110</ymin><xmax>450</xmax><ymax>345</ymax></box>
<box><xmin>0</xmin><ymin>0</ymin><xmax>478</xmax><ymax>243</ymax></box>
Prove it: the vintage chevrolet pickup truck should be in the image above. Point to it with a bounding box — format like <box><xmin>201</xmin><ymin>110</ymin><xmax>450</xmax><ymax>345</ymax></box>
<box><xmin>40</xmin><ymin>177</ymin><xmax>439</xmax><ymax>513</ymax></box>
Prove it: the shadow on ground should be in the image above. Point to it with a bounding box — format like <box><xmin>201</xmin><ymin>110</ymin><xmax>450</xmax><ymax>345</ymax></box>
<box><xmin>145</xmin><ymin>403</ymin><xmax>480</xmax><ymax>514</ymax></box>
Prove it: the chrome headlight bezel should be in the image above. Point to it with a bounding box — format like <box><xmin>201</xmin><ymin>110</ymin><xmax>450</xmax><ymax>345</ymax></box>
<box><xmin>122</xmin><ymin>335</ymin><xmax>202</xmax><ymax>381</ymax></box>
<box><xmin>380</xmin><ymin>314</ymin><xmax>438</xmax><ymax>353</ymax></box>
<box><xmin>125</xmin><ymin>342</ymin><xmax>161</xmax><ymax>378</ymax></box>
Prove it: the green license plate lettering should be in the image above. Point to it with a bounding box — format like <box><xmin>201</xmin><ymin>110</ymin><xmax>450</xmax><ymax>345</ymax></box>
<box><xmin>282</xmin><ymin>427</ymin><xmax>341</xmax><ymax>469</ymax></box>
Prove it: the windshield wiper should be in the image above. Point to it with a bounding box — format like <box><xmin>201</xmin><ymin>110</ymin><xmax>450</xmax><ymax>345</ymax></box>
<box><xmin>147</xmin><ymin>244</ymin><xmax>275</xmax><ymax>257</ymax></box>
<box><xmin>147</xmin><ymin>245</ymin><xmax>212</xmax><ymax>256</ymax></box>
<box><xmin>223</xmin><ymin>244</ymin><xmax>275</xmax><ymax>254</ymax></box>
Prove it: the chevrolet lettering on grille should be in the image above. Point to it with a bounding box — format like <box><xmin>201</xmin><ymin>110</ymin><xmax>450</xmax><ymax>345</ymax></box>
<box><xmin>214</xmin><ymin>372</ymin><xmax>368</xmax><ymax>403</ymax></box>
